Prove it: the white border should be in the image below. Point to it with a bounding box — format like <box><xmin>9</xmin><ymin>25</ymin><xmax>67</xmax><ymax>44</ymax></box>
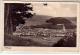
<box><xmin>1</xmin><ymin>1</ymin><xmax>79</xmax><ymax>52</ymax></box>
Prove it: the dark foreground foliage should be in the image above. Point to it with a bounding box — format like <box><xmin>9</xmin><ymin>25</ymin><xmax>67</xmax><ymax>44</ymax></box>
<box><xmin>53</xmin><ymin>32</ymin><xmax>76</xmax><ymax>47</ymax></box>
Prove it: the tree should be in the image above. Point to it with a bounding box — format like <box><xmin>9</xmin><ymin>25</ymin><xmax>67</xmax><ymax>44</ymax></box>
<box><xmin>4</xmin><ymin>3</ymin><xmax>34</xmax><ymax>37</ymax></box>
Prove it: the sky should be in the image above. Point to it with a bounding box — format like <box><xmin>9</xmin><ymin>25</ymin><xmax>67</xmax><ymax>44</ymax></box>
<box><xmin>31</xmin><ymin>2</ymin><xmax>77</xmax><ymax>17</ymax></box>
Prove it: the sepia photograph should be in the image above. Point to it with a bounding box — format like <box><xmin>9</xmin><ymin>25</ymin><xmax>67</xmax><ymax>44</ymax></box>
<box><xmin>4</xmin><ymin>2</ymin><xmax>77</xmax><ymax>47</ymax></box>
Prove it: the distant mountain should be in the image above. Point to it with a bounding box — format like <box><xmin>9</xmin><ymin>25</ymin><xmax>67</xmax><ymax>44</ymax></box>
<box><xmin>24</xmin><ymin>15</ymin><xmax>76</xmax><ymax>29</ymax></box>
<box><xmin>46</xmin><ymin>17</ymin><xmax>76</xmax><ymax>29</ymax></box>
<box><xmin>46</xmin><ymin>17</ymin><xmax>72</xmax><ymax>24</ymax></box>
<box><xmin>25</xmin><ymin>15</ymin><xmax>52</xmax><ymax>26</ymax></box>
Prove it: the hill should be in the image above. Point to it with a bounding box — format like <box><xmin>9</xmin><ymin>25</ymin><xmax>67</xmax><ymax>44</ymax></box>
<box><xmin>24</xmin><ymin>15</ymin><xmax>76</xmax><ymax>29</ymax></box>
